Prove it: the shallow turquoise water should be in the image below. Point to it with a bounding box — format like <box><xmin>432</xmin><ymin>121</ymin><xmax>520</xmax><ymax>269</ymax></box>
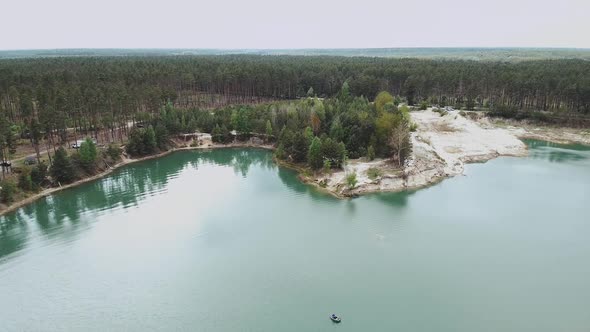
<box><xmin>1</xmin><ymin>142</ymin><xmax>589</xmax><ymax>331</ymax></box>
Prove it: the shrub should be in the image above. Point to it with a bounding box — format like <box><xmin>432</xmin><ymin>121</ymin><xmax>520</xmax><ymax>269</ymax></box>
<box><xmin>275</xmin><ymin>144</ymin><xmax>286</xmax><ymax>160</ymax></box>
<box><xmin>346</xmin><ymin>172</ymin><xmax>357</xmax><ymax>189</ymax></box>
<box><xmin>320</xmin><ymin>137</ymin><xmax>347</xmax><ymax>168</ymax></box>
<box><xmin>488</xmin><ymin>104</ymin><xmax>518</xmax><ymax>118</ymax></box>
<box><xmin>212</xmin><ymin>124</ymin><xmax>231</xmax><ymax>143</ymax></box>
<box><xmin>106</xmin><ymin>144</ymin><xmax>122</xmax><ymax>161</ymax></box>
<box><xmin>1</xmin><ymin>181</ymin><xmax>17</xmax><ymax>203</ymax></box>
<box><xmin>323</xmin><ymin>159</ymin><xmax>331</xmax><ymax>173</ymax></box>
<box><xmin>367</xmin><ymin>167</ymin><xmax>382</xmax><ymax>180</ymax></box>
<box><xmin>419</xmin><ymin>100</ymin><xmax>429</xmax><ymax>110</ymax></box>
<box><xmin>18</xmin><ymin>168</ymin><xmax>33</xmax><ymax>191</ymax></box>
<box><xmin>265</xmin><ymin>120</ymin><xmax>273</xmax><ymax>141</ymax></box>
<box><xmin>126</xmin><ymin>126</ymin><xmax>157</xmax><ymax>156</ymax></box>
<box><xmin>383</xmin><ymin>102</ymin><xmax>397</xmax><ymax>113</ymax></box>
<box><xmin>433</xmin><ymin>108</ymin><xmax>448</xmax><ymax>117</ymax></box>
<box><xmin>30</xmin><ymin>162</ymin><xmax>48</xmax><ymax>189</ymax></box>
<box><xmin>375</xmin><ymin>91</ymin><xmax>394</xmax><ymax>113</ymax></box>
<box><xmin>367</xmin><ymin>145</ymin><xmax>375</xmax><ymax>161</ymax></box>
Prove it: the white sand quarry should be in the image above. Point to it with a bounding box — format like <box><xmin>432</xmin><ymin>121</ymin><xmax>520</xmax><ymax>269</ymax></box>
<box><xmin>321</xmin><ymin>109</ymin><xmax>527</xmax><ymax>196</ymax></box>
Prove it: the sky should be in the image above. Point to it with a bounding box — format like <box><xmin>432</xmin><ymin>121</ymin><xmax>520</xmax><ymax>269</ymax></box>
<box><xmin>1</xmin><ymin>0</ymin><xmax>589</xmax><ymax>50</ymax></box>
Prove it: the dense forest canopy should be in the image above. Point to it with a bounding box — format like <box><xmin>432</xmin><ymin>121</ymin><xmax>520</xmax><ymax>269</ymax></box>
<box><xmin>1</xmin><ymin>55</ymin><xmax>589</xmax><ymax>121</ymax></box>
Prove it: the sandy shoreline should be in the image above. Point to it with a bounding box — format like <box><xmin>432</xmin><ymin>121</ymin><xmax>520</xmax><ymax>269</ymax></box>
<box><xmin>308</xmin><ymin>109</ymin><xmax>529</xmax><ymax>197</ymax></box>
<box><xmin>482</xmin><ymin>118</ymin><xmax>590</xmax><ymax>146</ymax></box>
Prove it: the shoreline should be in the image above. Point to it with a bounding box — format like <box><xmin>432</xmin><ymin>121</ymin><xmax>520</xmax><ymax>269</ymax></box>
<box><xmin>1</xmin><ymin>113</ymin><xmax>588</xmax><ymax>216</ymax></box>
<box><xmin>0</xmin><ymin>141</ymin><xmax>274</xmax><ymax>217</ymax></box>
<box><xmin>473</xmin><ymin>115</ymin><xmax>590</xmax><ymax>146</ymax></box>
<box><xmin>309</xmin><ymin>109</ymin><xmax>531</xmax><ymax>198</ymax></box>
<box><xmin>509</xmin><ymin>131</ymin><xmax>590</xmax><ymax>146</ymax></box>
<box><xmin>294</xmin><ymin>150</ymin><xmax>527</xmax><ymax>200</ymax></box>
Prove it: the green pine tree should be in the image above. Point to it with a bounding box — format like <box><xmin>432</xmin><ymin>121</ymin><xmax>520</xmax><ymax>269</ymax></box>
<box><xmin>51</xmin><ymin>147</ymin><xmax>75</xmax><ymax>184</ymax></box>
<box><xmin>78</xmin><ymin>138</ymin><xmax>98</xmax><ymax>172</ymax></box>
<box><xmin>308</xmin><ymin>137</ymin><xmax>323</xmax><ymax>170</ymax></box>
<box><xmin>265</xmin><ymin>120</ymin><xmax>273</xmax><ymax>142</ymax></box>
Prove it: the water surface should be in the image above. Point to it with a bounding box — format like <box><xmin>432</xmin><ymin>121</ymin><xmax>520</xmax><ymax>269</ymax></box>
<box><xmin>1</xmin><ymin>143</ymin><xmax>589</xmax><ymax>331</ymax></box>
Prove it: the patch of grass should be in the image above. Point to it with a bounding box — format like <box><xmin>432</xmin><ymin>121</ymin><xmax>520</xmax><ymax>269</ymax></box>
<box><xmin>464</xmin><ymin>112</ymin><xmax>480</xmax><ymax>120</ymax></box>
<box><xmin>435</xmin><ymin>122</ymin><xmax>458</xmax><ymax>132</ymax></box>
<box><xmin>367</xmin><ymin>167</ymin><xmax>382</xmax><ymax>180</ymax></box>
<box><xmin>433</xmin><ymin>107</ymin><xmax>448</xmax><ymax>117</ymax></box>
<box><xmin>419</xmin><ymin>101</ymin><xmax>429</xmax><ymax>110</ymax></box>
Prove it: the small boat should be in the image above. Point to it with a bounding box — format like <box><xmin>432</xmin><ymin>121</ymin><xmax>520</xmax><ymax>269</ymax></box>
<box><xmin>330</xmin><ymin>314</ymin><xmax>341</xmax><ymax>323</ymax></box>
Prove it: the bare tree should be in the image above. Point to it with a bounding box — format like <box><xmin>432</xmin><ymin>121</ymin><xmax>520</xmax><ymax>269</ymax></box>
<box><xmin>388</xmin><ymin>121</ymin><xmax>411</xmax><ymax>167</ymax></box>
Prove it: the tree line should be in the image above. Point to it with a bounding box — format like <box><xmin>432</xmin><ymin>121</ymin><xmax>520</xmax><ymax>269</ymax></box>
<box><xmin>124</xmin><ymin>84</ymin><xmax>411</xmax><ymax>163</ymax></box>
<box><xmin>0</xmin><ymin>55</ymin><xmax>587</xmax><ymax>162</ymax></box>
<box><xmin>1</xmin><ymin>55</ymin><xmax>588</xmax><ymax>125</ymax></box>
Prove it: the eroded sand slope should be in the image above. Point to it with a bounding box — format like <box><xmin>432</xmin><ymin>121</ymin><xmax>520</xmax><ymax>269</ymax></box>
<box><xmin>320</xmin><ymin>109</ymin><xmax>527</xmax><ymax>196</ymax></box>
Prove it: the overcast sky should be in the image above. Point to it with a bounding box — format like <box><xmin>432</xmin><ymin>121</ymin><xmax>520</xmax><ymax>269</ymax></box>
<box><xmin>1</xmin><ymin>0</ymin><xmax>589</xmax><ymax>50</ymax></box>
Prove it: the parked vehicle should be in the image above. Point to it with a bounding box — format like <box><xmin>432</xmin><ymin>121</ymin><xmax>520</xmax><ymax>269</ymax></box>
<box><xmin>71</xmin><ymin>138</ymin><xmax>97</xmax><ymax>149</ymax></box>
<box><xmin>24</xmin><ymin>156</ymin><xmax>37</xmax><ymax>165</ymax></box>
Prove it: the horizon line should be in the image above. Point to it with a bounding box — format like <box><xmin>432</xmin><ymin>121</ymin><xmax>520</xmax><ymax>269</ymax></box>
<box><xmin>2</xmin><ymin>46</ymin><xmax>590</xmax><ymax>52</ymax></box>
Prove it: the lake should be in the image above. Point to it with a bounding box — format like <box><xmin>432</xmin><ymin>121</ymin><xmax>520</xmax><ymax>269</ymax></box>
<box><xmin>1</xmin><ymin>141</ymin><xmax>589</xmax><ymax>331</ymax></box>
